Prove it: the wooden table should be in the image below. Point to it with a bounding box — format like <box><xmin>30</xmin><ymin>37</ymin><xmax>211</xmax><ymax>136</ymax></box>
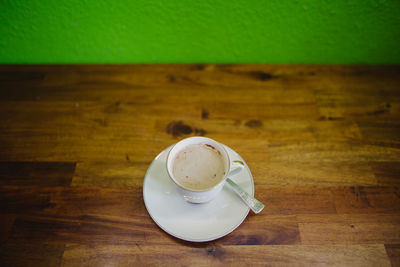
<box><xmin>0</xmin><ymin>65</ymin><xmax>399</xmax><ymax>266</ymax></box>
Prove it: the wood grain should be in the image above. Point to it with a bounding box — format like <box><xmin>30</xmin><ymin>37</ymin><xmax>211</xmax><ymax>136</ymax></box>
<box><xmin>298</xmin><ymin>214</ymin><xmax>400</xmax><ymax>244</ymax></box>
<box><xmin>0</xmin><ymin>64</ymin><xmax>399</xmax><ymax>266</ymax></box>
<box><xmin>61</xmin><ymin>244</ymin><xmax>391</xmax><ymax>267</ymax></box>
<box><xmin>0</xmin><ymin>162</ymin><xmax>75</xmax><ymax>186</ymax></box>
<box><xmin>0</xmin><ymin>242</ymin><xmax>65</xmax><ymax>267</ymax></box>
<box><xmin>372</xmin><ymin>162</ymin><xmax>400</xmax><ymax>185</ymax></box>
<box><xmin>385</xmin><ymin>244</ymin><xmax>400</xmax><ymax>267</ymax></box>
<box><xmin>0</xmin><ymin>214</ymin><xmax>15</xmax><ymax>243</ymax></box>
<box><xmin>72</xmin><ymin>161</ymin><xmax>150</xmax><ymax>188</ymax></box>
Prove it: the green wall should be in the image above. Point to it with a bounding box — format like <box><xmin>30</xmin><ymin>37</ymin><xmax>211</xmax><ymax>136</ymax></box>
<box><xmin>1</xmin><ymin>0</ymin><xmax>399</xmax><ymax>64</ymax></box>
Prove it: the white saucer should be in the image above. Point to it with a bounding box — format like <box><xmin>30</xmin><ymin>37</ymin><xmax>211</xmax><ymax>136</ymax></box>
<box><xmin>143</xmin><ymin>144</ymin><xmax>254</xmax><ymax>242</ymax></box>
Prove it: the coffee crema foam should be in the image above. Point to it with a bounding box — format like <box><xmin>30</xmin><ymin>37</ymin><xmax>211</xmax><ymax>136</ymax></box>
<box><xmin>172</xmin><ymin>143</ymin><xmax>226</xmax><ymax>190</ymax></box>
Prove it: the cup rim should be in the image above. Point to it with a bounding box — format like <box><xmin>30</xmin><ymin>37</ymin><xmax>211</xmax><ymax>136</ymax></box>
<box><xmin>166</xmin><ymin>136</ymin><xmax>230</xmax><ymax>192</ymax></box>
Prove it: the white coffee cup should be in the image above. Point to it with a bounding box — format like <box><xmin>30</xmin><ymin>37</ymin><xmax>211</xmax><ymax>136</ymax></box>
<box><xmin>166</xmin><ymin>136</ymin><xmax>244</xmax><ymax>203</ymax></box>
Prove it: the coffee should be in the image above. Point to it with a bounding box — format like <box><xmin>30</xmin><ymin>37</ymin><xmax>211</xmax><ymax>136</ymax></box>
<box><xmin>172</xmin><ymin>143</ymin><xmax>226</xmax><ymax>190</ymax></box>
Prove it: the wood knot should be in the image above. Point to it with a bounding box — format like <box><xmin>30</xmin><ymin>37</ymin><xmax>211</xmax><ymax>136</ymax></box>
<box><xmin>166</xmin><ymin>121</ymin><xmax>207</xmax><ymax>138</ymax></box>
<box><xmin>248</xmin><ymin>71</ymin><xmax>279</xmax><ymax>81</ymax></box>
<box><xmin>201</xmin><ymin>108</ymin><xmax>209</xmax><ymax>119</ymax></box>
<box><xmin>205</xmin><ymin>245</ymin><xmax>224</xmax><ymax>258</ymax></box>
<box><xmin>245</xmin><ymin>120</ymin><xmax>263</xmax><ymax>128</ymax></box>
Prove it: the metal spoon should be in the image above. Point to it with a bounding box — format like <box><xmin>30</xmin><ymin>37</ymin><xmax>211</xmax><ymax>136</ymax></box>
<box><xmin>226</xmin><ymin>178</ymin><xmax>265</xmax><ymax>214</ymax></box>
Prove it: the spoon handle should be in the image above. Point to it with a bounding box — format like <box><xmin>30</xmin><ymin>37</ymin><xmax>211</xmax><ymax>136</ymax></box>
<box><xmin>226</xmin><ymin>178</ymin><xmax>265</xmax><ymax>214</ymax></box>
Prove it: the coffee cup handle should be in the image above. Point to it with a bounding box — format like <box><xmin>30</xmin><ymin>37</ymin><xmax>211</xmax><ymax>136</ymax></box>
<box><xmin>228</xmin><ymin>160</ymin><xmax>245</xmax><ymax>177</ymax></box>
